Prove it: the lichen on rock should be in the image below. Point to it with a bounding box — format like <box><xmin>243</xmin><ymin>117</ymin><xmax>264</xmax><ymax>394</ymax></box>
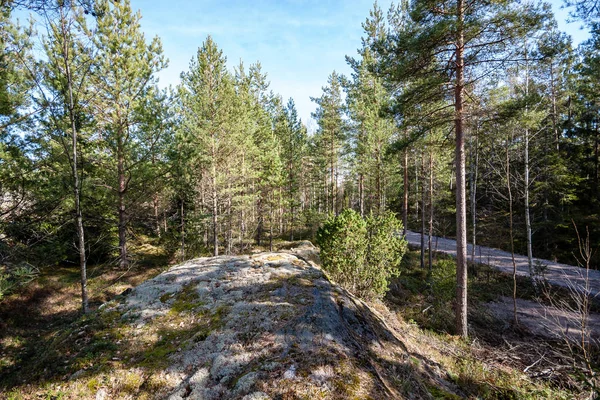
<box><xmin>103</xmin><ymin>243</ymin><xmax>459</xmax><ymax>399</ymax></box>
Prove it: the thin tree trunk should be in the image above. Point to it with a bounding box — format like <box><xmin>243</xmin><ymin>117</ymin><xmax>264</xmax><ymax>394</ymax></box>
<box><xmin>595</xmin><ymin>126</ymin><xmax>599</xmax><ymax>196</ymax></box>
<box><xmin>454</xmin><ymin>0</ymin><xmax>468</xmax><ymax>338</ymax></box>
<box><xmin>507</xmin><ymin>132</ymin><xmax>519</xmax><ymax>325</ymax></box>
<box><xmin>180</xmin><ymin>199</ymin><xmax>185</xmax><ymax>262</ymax></box>
<box><xmin>382</xmin><ymin>171</ymin><xmax>387</xmax><ymax>210</ymax></box>
<box><xmin>60</xmin><ymin>8</ymin><xmax>88</xmax><ymax>313</ymax></box>
<box><xmin>403</xmin><ymin>145</ymin><xmax>408</xmax><ymax>236</ymax></box>
<box><xmin>524</xmin><ymin>48</ymin><xmax>534</xmax><ymax>279</ymax></box>
<box><xmin>269</xmin><ymin>193</ymin><xmax>274</xmax><ymax>252</ymax></box>
<box><xmin>525</xmin><ymin>126</ymin><xmax>533</xmax><ymax>276</ymax></box>
<box><xmin>376</xmin><ymin>149</ymin><xmax>382</xmax><ymax>214</ymax></box>
<box><xmin>359</xmin><ymin>173</ymin><xmax>364</xmax><ymax>218</ymax></box>
<box><xmin>330</xmin><ymin>130</ymin><xmax>335</xmax><ymax>215</ymax></box>
<box><xmin>200</xmin><ymin>178</ymin><xmax>208</xmax><ymax>248</ymax></box>
<box><xmin>421</xmin><ymin>152</ymin><xmax>426</xmax><ymax>270</ymax></box>
<box><xmin>549</xmin><ymin>57</ymin><xmax>560</xmax><ymax>151</ymax></box>
<box><xmin>289</xmin><ymin>159</ymin><xmax>295</xmax><ymax>241</ymax></box>
<box><xmin>153</xmin><ymin>193</ymin><xmax>160</xmax><ymax>238</ymax></box>
<box><xmin>211</xmin><ymin>157</ymin><xmax>218</xmax><ymax>257</ymax></box>
<box><xmin>334</xmin><ymin>162</ymin><xmax>339</xmax><ymax>215</ymax></box>
<box><xmin>256</xmin><ymin>197</ymin><xmax>263</xmax><ymax>246</ymax></box>
<box><xmin>278</xmin><ymin>189</ymin><xmax>283</xmax><ymax>235</ymax></box>
<box><xmin>429</xmin><ymin>147</ymin><xmax>434</xmax><ymax>272</ymax></box>
<box><xmin>290</xmin><ymin>201</ymin><xmax>295</xmax><ymax>241</ymax></box>
<box><xmin>117</xmin><ymin>137</ymin><xmax>128</xmax><ymax>269</ymax></box>
<box><xmin>414</xmin><ymin>156</ymin><xmax>419</xmax><ymax>221</ymax></box>
<box><xmin>470</xmin><ymin>128</ymin><xmax>478</xmax><ymax>265</ymax></box>
<box><xmin>240</xmin><ymin>152</ymin><xmax>246</xmax><ymax>248</ymax></box>
<box><xmin>227</xmin><ymin>181</ymin><xmax>232</xmax><ymax>255</ymax></box>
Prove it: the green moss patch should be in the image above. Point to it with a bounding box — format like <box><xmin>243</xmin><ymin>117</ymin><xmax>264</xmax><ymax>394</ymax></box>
<box><xmin>169</xmin><ymin>282</ymin><xmax>204</xmax><ymax>313</ymax></box>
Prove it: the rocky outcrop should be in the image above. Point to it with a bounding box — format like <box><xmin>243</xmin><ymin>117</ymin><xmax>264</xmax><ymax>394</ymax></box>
<box><xmin>102</xmin><ymin>242</ymin><xmax>460</xmax><ymax>399</ymax></box>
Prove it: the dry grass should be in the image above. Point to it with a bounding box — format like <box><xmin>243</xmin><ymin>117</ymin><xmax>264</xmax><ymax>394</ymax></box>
<box><xmin>0</xmin><ymin>244</ymin><xmax>591</xmax><ymax>399</ymax></box>
<box><xmin>0</xmin><ymin>239</ymin><xmax>170</xmax><ymax>399</ymax></box>
<box><xmin>385</xmin><ymin>249</ymin><xmax>595</xmax><ymax>399</ymax></box>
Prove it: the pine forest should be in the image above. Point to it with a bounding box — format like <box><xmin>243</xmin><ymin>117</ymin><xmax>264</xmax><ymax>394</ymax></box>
<box><xmin>2</xmin><ymin>0</ymin><xmax>600</xmax><ymax>398</ymax></box>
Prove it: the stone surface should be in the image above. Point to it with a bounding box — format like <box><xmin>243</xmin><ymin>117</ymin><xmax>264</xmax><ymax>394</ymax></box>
<box><xmin>106</xmin><ymin>242</ymin><xmax>459</xmax><ymax>399</ymax></box>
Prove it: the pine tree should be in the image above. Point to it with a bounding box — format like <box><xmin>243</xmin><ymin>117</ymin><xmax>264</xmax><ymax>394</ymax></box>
<box><xmin>346</xmin><ymin>2</ymin><xmax>395</xmax><ymax>216</ymax></box>
<box><xmin>311</xmin><ymin>72</ymin><xmax>346</xmax><ymax>215</ymax></box>
<box><xmin>379</xmin><ymin>0</ymin><xmax>548</xmax><ymax>337</ymax></box>
<box><xmin>0</xmin><ymin>6</ymin><xmax>36</xmax><ymax>262</ymax></box>
<box><xmin>179</xmin><ymin>36</ymin><xmax>248</xmax><ymax>256</ymax></box>
<box><xmin>251</xmin><ymin>87</ymin><xmax>283</xmax><ymax>250</ymax></box>
<box><xmin>346</xmin><ymin>51</ymin><xmax>395</xmax><ymax>216</ymax></box>
<box><xmin>40</xmin><ymin>2</ymin><xmax>95</xmax><ymax>312</ymax></box>
<box><xmin>90</xmin><ymin>0</ymin><xmax>167</xmax><ymax>267</ymax></box>
<box><xmin>274</xmin><ymin>98</ymin><xmax>307</xmax><ymax>240</ymax></box>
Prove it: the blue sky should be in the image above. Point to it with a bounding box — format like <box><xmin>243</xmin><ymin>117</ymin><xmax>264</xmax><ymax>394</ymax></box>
<box><xmin>131</xmin><ymin>0</ymin><xmax>386</xmax><ymax>127</ymax></box>
<box><xmin>16</xmin><ymin>0</ymin><xmax>592</xmax><ymax>125</ymax></box>
<box><xmin>130</xmin><ymin>0</ymin><xmax>589</xmax><ymax>126</ymax></box>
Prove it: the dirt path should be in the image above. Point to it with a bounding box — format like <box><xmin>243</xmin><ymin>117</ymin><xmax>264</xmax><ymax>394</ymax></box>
<box><xmin>405</xmin><ymin>231</ymin><xmax>600</xmax><ymax>297</ymax></box>
<box><xmin>488</xmin><ymin>296</ymin><xmax>600</xmax><ymax>340</ymax></box>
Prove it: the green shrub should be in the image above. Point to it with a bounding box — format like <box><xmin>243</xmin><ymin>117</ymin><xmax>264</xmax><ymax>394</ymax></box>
<box><xmin>0</xmin><ymin>262</ymin><xmax>39</xmax><ymax>301</ymax></box>
<box><xmin>316</xmin><ymin>209</ymin><xmax>407</xmax><ymax>299</ymax></box>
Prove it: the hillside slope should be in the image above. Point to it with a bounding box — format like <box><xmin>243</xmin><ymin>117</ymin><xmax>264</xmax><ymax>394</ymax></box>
<box><xmin>87</xmin><ymin>243</ymin><xmax>459</xmax><ymax>399</ymax></box>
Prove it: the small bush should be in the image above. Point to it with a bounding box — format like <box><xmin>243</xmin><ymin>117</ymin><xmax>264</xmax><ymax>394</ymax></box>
<box><xmin>316</xmin><ymin>209</ymin><xmax>407</xmax><ymax>299</ymax></box>
<box><xmin>0</xmin><ymin>262</ymin><xmax>39</xmax><ymax>301</ymax></box>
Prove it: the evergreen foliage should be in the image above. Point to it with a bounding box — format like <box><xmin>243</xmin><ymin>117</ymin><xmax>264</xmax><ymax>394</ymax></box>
<box><xmin>316</xmin><ymin>209</ymin><xmax>406</xmax><ymax>299</ymax></box>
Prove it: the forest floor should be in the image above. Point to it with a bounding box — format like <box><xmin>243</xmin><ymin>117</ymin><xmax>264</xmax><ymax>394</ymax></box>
<box><xmin>385</xmin><ymin>249</ymin><xmax>599</xmax><ymax>397</ymax></box>
<box><xmin>0</xmin><ymin>238</ymin><xmax>597</xmax><ymax>399</ymax></box>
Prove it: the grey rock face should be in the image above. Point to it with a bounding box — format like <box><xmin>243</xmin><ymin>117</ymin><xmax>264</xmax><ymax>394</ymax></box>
<box><xmin>107</xmin><ymin>243</ymin><xmax>456</xmax><ymax>399</ymax></box>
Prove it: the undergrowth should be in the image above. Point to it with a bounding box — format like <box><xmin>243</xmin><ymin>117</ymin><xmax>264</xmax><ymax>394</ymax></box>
<box><xmin>386</xmin><ymin>248</ymin><xmax>596</xmax><ymax>399</ymax></box>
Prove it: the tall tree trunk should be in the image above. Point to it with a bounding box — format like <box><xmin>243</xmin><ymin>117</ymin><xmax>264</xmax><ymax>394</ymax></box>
<box><xmin>153</xmin><ymin>193</ymin><xmax>160</xmax><ymax>238</ymax></box>
<box><xmin>227</xmin><ymin>181</ymin><xmax>232</xmax><ymax>255</ymax></box>
<box><xmin>549</xmin><ymin>57</ymin><xmax>560</xmax><ymax>151</ymax></box>
<box><xmin>330</xmin><ymin>131</ymin><xmax>335</xmax><ymax>215</ymax></box>
<box><xmin>117</xmin><ymin>136</ymin><xmax>128</xmax><ymax>269</ymax></box>
<box><xmin>256</xmin><ymin>197</ymin><xmax>263</xmax><ymax>246</ymax></box>
<box><xmin>269</xmin><ymin>193</ymin><xmax>274</xmax><ymax>252</ymax></box>
<box><xmin>524</xmin><ymin>48</ymin><xmax>534</xmax><ymax>279</ymax></box>
<box><xmin>524</xmin><ymin>126</ymin><xmax>533</xmax><ymax>276</ymax></box>
<box><xmin>470</xmin><ymin>128</ymin><xmax>479</xmax><ymax>265</ymax></box>
<box><xmin>290</xmin><ymin>200</ymin><xmax>295</xmax><ymax>241</ymax></box>
<box><xmin>211</xmin><ymin>152</ymin><xmax>218</xmax><ymax>257</ymax></box>
<box><xmin>429</xmin><ymin>147</ymin><xmax>434</xmax><ymax>272</ymax></box>
<box><xmin>240</xmin><ymin>153</ymin><xmax>246</xmax><ymax>248</ymax></box>
<box><xmin>595</xmin><ymin>126</ymin><xmax>599</xmax><ymax>196</ymax></box>
<box><xmin>201</xmin><ymin>180</ymin><xmax>208</xmax><ymax>248</ymax></box>
<box><xmin>359</xmin><ymin>173</ymin><xmax>364</xmax><ymax>218</ymax></box>
<box><xmin>279</xmin><ymin>189</ymin><xmax>283</xmax><ymax>234</ymax></box>
<box><xmin>507</xmin><ymin>132</ymin><xmax>519</xmax><ymax>325</ymax></box>
<box><xmin>180</xmin><ymin>199</ymin><xmax>185</xmax><ymax>262</ymax></box>
<box><xmin>163</xmin><ymin>210</ymin><xmax>167</xmax><ymax>233</ymax></box>
<box><xmin>403</xmin><ymin>144</ymin><xmax>408</xmax><ymax>236</ymax></box>
<box><xmin>454</xmin><ymin>0</ymin><xmax>468</xmax><ymax>338</ymax></box>
<box><xmin>61</xmin><ymin>9</ymin><xmax>88</xmax><ymax>313</ymax></box>
<box><xmin>414</xmin><ymin>156</ymin><xmax>419</xmax><ymax>222</ymax></box>
<box><xmin>151</xmin><ymin>155</ymin><xmax>160</xmax><ymax>238</ymax></box>
<box><xmin>420</xmin><ymin>152</ymin><xmax>426</xmax><ymax>270</ymax></box>
<box><xmin>334</xmin><ymin>161</ymin><xmax>339</xmax><ymax>215</ymax></box>
<box><xmin>376</xmin><ymin>150</ymin><xmax>382</xmax><ymax>214</ymax></box>
<box><xmin>382</xmin><ymin>171</ymin><xmax>387</xmax><ymax>210</ymax></box>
